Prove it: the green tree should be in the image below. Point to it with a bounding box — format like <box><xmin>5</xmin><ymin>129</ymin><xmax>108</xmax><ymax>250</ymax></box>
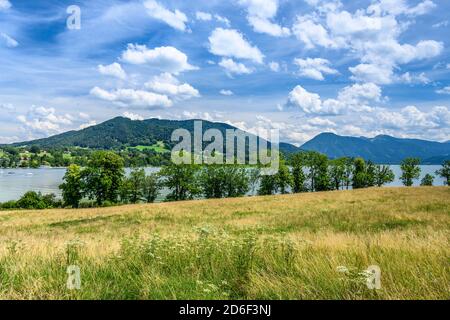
<box><xmin>222</xmin><ymin>166</ymin><xmax>250</xmax><ymax>198</ymax></box>
<box><xmin>342</xmin><ymin>157</ymin><xmax>354</xmax><ymax>190</ymax></box>
<box><xmin>128</xmin><ymin>168</ymin><xmax>146</xmax><ymax>203</ymax></box>
<box><xmin>16</xmin><ymin>191</ymin><xmax>46</xmax><ymax>209</ymax></box>
<box><xmin>304</xmin><ymin>151</ymin><xmax>330</xmax><ymax>192</ymax></box>
<box><xmin>352</xmin><ymin>158</ymin><xmax>367</xmax><ymax>189</ymax></box>
<box><xmin>59</xmin><ymin>164</ymin><xmax>84</xmax><ymax>208</ymax></box>
<box><xmin>275</xmin><ymin>159</ymin><xmax>293</xmax><ymax>194</ymax></box>
<box><xmin>159</xmin><ymin>162</ymin><xmax>200</xmax><ymax>201</ymax></box>
<box><xmin>83</xmin><ymin>151</ymin><xmax>125</xmax><ymax>205</ymax></box>
<box><xmin>291</xmin><ymin>152</ymin><xmax>307</xmax><ymax>193</ymax></box>
<box><xmin>142</xmin><ymin>173</ymin><xmax>160</xmax><ymax>203</ymax></box>
<box><xmin>374</xmin><ymin>165</ymin><xmax>395</xmax><ymax>187</ymax></box>
<box><xmin>400</xmin><ymin>158</ymin><xmax>421</xmax><ymax>187</ymax></box>
<box><xmin>436</xmin><ymin>160</ymin><xmax>450</xmax><ymax>186</ymax></box>
<box><xmin>420</xmin><ymin>174</ymin><xmax>434</xmax><ymax>186</ymax></box>
<box><xmin>258</xmin><ymin>174</ymin><xmax>278</xmax><ymax>195</ymax></box>
<box><xmin>329</xmin><ymin>158</ymin><xmax>346</xmax><ymax>190</ymax></box>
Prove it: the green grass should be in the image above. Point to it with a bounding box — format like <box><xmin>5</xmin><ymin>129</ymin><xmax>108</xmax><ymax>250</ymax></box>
<box><xmin>0</xmin><ymin>187</ymin><xmax>449</xmax><ymax>300</ymax></box>
<box><xmin>131</xmin><ymin>141</ymin><xmax>169</xmax><ymax>153</ymax></box>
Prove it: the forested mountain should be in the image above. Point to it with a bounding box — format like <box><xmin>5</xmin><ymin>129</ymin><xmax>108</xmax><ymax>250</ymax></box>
<box><xmin>301</xmin><ymin>133</ymin><xmax>450</xmax><ymax>164</ymax></box>
<box><xmin>7</xmin><ymin>118</ymin><xmax>449</xmax><ymax>164</ymax></box>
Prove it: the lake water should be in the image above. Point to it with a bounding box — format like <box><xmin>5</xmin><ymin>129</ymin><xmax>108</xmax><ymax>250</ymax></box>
<box><xmin>0</xmin><ymin>166</ymin><xmax>445</xmax><ymax>203</ymax></box>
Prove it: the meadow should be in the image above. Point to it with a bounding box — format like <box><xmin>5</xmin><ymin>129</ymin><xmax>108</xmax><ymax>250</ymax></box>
<box><xmin>0</xmin><ymin>187</ymin><xmax>448</xmax><ymax>300</ymax></box>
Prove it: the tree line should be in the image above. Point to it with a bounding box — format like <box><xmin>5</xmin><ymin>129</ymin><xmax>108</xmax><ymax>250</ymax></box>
<box><xmin>1</xmin><ymin>150</ymin><xmax>449</xmax><ymax>210</ymax></box>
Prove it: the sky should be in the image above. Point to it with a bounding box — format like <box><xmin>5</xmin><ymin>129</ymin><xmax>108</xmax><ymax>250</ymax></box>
<box><xmin>0</xmin><ymin>0</ymin><xmax>449</xmax><ymax>146</ymax></box>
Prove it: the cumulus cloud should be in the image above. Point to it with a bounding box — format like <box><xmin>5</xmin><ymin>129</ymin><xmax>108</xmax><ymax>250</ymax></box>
<box><xmin>143</xmin><ymin>0</ymin><xmax>188</xmax><ymax>32</ymax></box>
<box><xmin>285</xmin><ymin>83</ymin><xmax>382</xmax><ymax>115</ymax></box>
<box><xmin>220</xmin><ymin>89</ymin><xmax>234</xmax><ymax>96</ymax></box>
<box><xmin>294</xmin><ymin>58</ymin><xmax>338</xmax><ymax>80</ymax></box>
<box><xmin>294</xmin><ymin>1</ymin><xmax>443</xmax><ymax>84</ymax></box>
<box><xmin>196</xmin><ymin>11</ymin><xmax>212</xmax><ymax>21</ymax></box>
<box><xmin>208</xmin><ymin>28</ymin><xmax>264</xmax><ymax>63</ymax></box>
<box><xmin>0</xmin><ymin>0</ymin><xmax>11</xmax><ymax>11</ymax></box>
<box><xmin>436</xmin><ymin>86</ymin><xmax>450</xmax><ymax>95</ymax></box>
<box><xmin>123</xmin><ymin>111</ymin><xmax>144</xmax><ymax>121</ymax></box>
<box><xmin>0</xmin><ymin>33</ymin><xmax>19</xmax><ymax>48</ymax></box>
<box><xmin>121</xmin><ymin>44</ymin><xmax>197</xmax><ymax>74</ymax></box>
<box><xmin>144</xmin><ymin>73</ymin><xmax>200</xmax><ymax>101</ymax></box>
<box><xmin>90</xmin><ymin>87</ymin><xmax>172</xmax><ymax>109</ymax></box>
<box><xmin>218</xmin><ymin>58</ymin><xmax>253</xmax><ymax>75</ymax></box>
<box><xmin>17</xmin><ymin>106</ymin><xmax>73</xmax><ymax>137</ymax></box>
<box><xmin>238</xmin><ymin>0</ymin><xmax>290</xmax><ymax>37</ymax></box>
<box><xmin>98</xmin><ymin>62</ymin><xmax>127</xmax><ymax>80</ymax></box>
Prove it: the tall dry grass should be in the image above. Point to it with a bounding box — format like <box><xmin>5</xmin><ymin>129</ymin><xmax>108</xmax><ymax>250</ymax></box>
<box><xmin>0</xmin><ymin>187</ymin><xmax>449</xmax><ymax>299</ymax></box>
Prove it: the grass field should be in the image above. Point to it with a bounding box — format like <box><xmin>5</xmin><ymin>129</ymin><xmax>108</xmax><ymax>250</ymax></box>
<box><xmin>131</xmin><ymin>141</ymin><xmax>170</xmax><ymax>153</ymax></box>
<box><xmin>0</xmin><ymin>187</ymin><xmax>449</xmax><ymax>300</ymax></box>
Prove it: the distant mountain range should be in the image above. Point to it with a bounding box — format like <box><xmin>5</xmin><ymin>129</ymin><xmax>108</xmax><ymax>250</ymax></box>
<box><xmin>6</xmin><ymin>117</ymin><xmax>450</xmax><ymax>164</ymax></box>
<box><xmin>301</xmin><ymin>132</ymin><xmax>450</xmax><ymax>164</ymax></box>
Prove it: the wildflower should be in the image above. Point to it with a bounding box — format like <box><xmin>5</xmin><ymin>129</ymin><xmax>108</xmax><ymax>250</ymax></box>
<box><xmin>336</xmin><ymin>266</ymin><xmax>349</xmax><ymax>273</ymax></box>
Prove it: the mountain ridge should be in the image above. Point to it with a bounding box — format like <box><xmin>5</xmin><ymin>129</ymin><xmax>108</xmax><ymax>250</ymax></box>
<box><xmin>4</xmin><ymin>117</ymin><xmax>449</xmax><ymax>164</ymax></box>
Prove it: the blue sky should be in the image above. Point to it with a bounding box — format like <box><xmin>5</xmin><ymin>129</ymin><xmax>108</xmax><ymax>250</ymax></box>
<box><xmin>0</xmin><ymin>0</ymin><xmax>449</xmax><ymax>145</ymax></box>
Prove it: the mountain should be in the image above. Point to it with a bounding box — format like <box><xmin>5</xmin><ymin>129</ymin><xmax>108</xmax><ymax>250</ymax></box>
<box><xmin>301</xmin><ymin>132</ymin><xmax>450</xmax><ymax>164</ymax></box>
<box><xmin>10</xmin><ymin>117</ymin><xmax>301</xmax><ymax>155</ymax></box>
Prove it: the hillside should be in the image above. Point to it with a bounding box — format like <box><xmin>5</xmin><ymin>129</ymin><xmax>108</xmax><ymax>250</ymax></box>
<box><xmin>10</xmin><ymin>116</ymin><xmax>300</xmax><ymax>155</ymax></box>
<box><xmin>301</xmin><ymin>132</ymin><xmax>450</xmax><ymax>164</ymax></box>
<box><xmin>0</xmin><ymin>187</ymin><xmax>448</xmax><ymax>299</ymax></box>
<box><xmin>7</xmin><ymin>117</ymin><xmax>450</xmax><ymax>164</ymax></box>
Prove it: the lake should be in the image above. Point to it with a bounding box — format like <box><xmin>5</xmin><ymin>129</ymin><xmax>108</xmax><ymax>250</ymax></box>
<box><xmin>0</xmin><ymin>166</ymin><xmax>445</xmax><ymax>203</ymax></box>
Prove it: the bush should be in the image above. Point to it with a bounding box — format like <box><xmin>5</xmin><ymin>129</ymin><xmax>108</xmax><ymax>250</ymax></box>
<box><xmin>14</xmin><ymin>191</ymin><xmax>61</xmax><ymax>210</ymax></box>
<box><xmin>1</xmin><ymin>200</ymin><xmax>17</xmax><ymax>209</ymax></box>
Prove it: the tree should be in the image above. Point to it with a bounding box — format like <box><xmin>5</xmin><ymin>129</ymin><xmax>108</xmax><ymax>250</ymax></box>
<box><xmin>60</xmin><ymin>164</ymin><xmax>84</xmax><ymax>208</ymax></box>
<box><xmin>199</xmin><ymin>164</ymin><xmax>250</xmax><ymax>199</ymax></box>
<box><xmin>421</xmin><ymin>174</ymin><xmax>434</xmax><ymax>186</ymax></box>
<box><xmin>83</xmin><ymin>151</ymin><xmax>125</xmax><ymax>205</ymax></box>
<box><xmin>343</xmin><ymin>157</ymin><xmax>354</xmax><ymax>190</ymax></box>
<box><xmin>400</xmin><ymin>158</ymin><xmax>421</xmax><ymax>187</ymax></box>
<box><xmin>159</xmin><ymin>162</ymin><xmax>200</xmax><ymax>201</ymax></box>
<box><xmin>142</xmin><ymin>173</ymin><xmax>160</xmax><ymax>203</ymax></box>
<box><xmin>258</xmin><ymin>174</ymin><xmax>278</xmax><ymax>195</ymax></box>
<box><xmin>304</xmin><ymin>151</ymin><xmax>330</xmax><ymax>192</ymax></box>
<box><xmin>222</xmin><ymin>166</ymin><xmax>250</xmax><ymax>198</ymax></box>
<box><xmin>291</xmin><ymin>152</ymin><xmax>307</xmax><ymax>193</ymax></box>
<box><xmin>374</xmin><ymin>165</ymin><xmax>395</xmax><ymax>187</ymax></box>
<box><xmin>365</xmin><ymin>161</ymin><xmax>377</xmax><ymax>187</ymax></box>
<box><xmin>128</xmin><ymin>168</ymin><xmax>146</xmax><ymax>203</ymax></box>
<box><xmin>275</xmin><ymin>159</ymin><xmax>292</xmax><ymax>194</ymax></box>
<box><xmin>329</xmin><ymin>158</ymin><xmax>346</xmax><ymax>190</ymax></box>
<box><xmin>352</xmin><ymin>158</ymin><xmax>367</xmax><ymax>189</ymax></box>
<box><xmin>436</xmin><ymin>160</ymin><xmax>450</xmax><ymax>186</ymax></box>
<box><xmin>16</xmin><ymin>191</ymin><xmax>46</xmax><ymax>209</ymax></box>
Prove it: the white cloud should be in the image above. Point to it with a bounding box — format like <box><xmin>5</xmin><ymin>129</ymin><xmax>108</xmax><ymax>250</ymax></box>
<box><xmin>294</xmin><ymin>58</ymin><xmax>338</xmax><ymax>80</ymax></box>
<box><xmin>214</xmin><ymin>15</ymin><xmax>231</xmax><ymax>27</ymax></box>
<box><xmin>17</xmin><ymin>106</ymin><xmax>73</xmax><ymax>137</ymax></box>
<box><xmin>143</xmin><ymin>0</ymin><xmax>188</xmax><ymax>32</ymax></box>
<box><xmin>220</xmin><ymin>89</ymin><xmax>234</xmax><ymax>96</ymax></box>
<box><xmin>121</xmin><ymin>44</ymin><xmax>197</xmax><ymax>74</ymax></box>
<box><xmin>0</xmin><ymin>33</ymin><xmax>18</xmax><ymax>48</ymax></box>
<box><xmin>218</xmin><ymin>58</ymin><xmax>253</xmax><ymax>75</ymax></box>
<box><xmin>98</xmin><ymin>62</ymin><xmax>127</xmax><ymax>80</ymax></box>
<box><xmin>294</xmin><ymin>2</ymin><xmax>443</xmax><ymax>84</ymax></box>
<box><xmin>269</xmin><ymin>61</ymin><xmax>280</xmax><ymax>72</ymax></box>
<box><xmin>196</xmin><ymin>11</ymin><xmax>212</xmax><ymax>21</ymax></box>
<box><xmin>432</xmin><ymin>20</ymin><xmax>448</xmax><ymax>28</ymax></box>
<box><xmin>90</xmin><ymin>87</ymin><xmax>172</xmax><ymax>109</ymax></box>
<box><xmin>79</xmin><ymin>121</ymin><xmax>97</xmax><ymax>130</ymax></box>
<box><xmin>0</xmin><ymin>103</ymin><xmax>14</xmax><ymax>111</ymax></box>
<box><xmin>0</xmin><ymin>0</ymin><xmax>11</xmax><ymax>11</ymax></box>
<box><xmin>436</xmin><ymin>86</ymin><xmax>450</xmax><ymax>95</ymax></box>
<box><xmin>292</xmin><ymin>16</ymin><xmax>339</xmax><ymax>49</ymax></box>
<box><xmin>285</xmin><ymin>86</ymin><xmax>330</xmax><ymax>115</ymax></box>
<box><xmin>307</xmin><ymin>117</ymin><xmax>337</xmax><ymax>127</ymax></box>
<box><xmin>285</xmin><ymin>83</ymin><xmax>382</xmax><ymax>115</ymax></box>
<box><xmin>144</xmin><ymin>73</ymin><xmax>200</xmax><ymax>101</ymax></box>
<box><xmin>123</xmin><ymin>112</ymin><xmax>144</xmax><ymax>121</ymax></box>
<box><xmin>238</xmin><ymin>0</ymin><xmax>290</xmax><ymax>37</ymax></box>
<box><xmin>208</xmin><ymin>28</ymin><xmax>264</xmax><ymax>63</ymax></box>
